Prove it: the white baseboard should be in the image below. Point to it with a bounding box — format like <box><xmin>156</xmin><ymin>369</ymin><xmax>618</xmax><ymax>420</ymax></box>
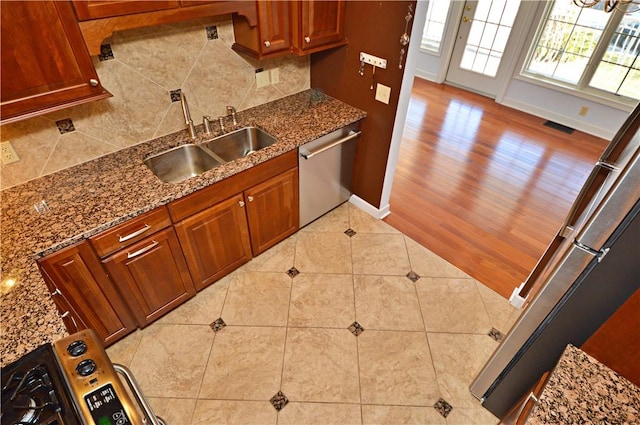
<box><xmin>500</xmin><ymin>97</ymin><xmax>616</xmax><ymax>140</ymax></box>
<box><xmin>349</xmin><ymin>195</ymin><xmax>390</xmax><ymax>220</ymax></box>
<box><xmin>414</xmin><ymin>69</ymin><xmax>439</xmax><ymax>83</ymax></box>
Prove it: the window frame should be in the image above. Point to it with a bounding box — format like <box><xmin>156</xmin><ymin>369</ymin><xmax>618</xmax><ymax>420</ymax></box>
<box><xmin>420</xmin><ymin>0</ymin><xmax>453</xmax><ymax>56</ymax></box>
<box><xmin>516</xmin><ymin>0</ymin><xmax>638</xmax><ymax>108</ymax></box>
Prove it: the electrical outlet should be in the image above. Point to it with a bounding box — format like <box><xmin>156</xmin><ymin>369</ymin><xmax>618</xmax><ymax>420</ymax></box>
<box><xmin>1</xmin><ymin>141</ymin><xmax>20</xmax><ymax>164</ymax></box>
<box><xmin>270</xmin><ymin>68</ymin><xmax>279</xmax><ymax>84</ymax></box>
<box><xmin>255</xmin><ymin>69</ymin><xmax>270</xmax><ymax>88</ymax></box>
<box><xmin>579</xmin><ymin>106</ymin><xmax>589</xmax><ymax>116</ymax></box>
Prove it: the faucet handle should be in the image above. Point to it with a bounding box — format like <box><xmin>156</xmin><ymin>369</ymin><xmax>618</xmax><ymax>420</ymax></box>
<box><xmin>226</xmin><ymin>106</ymin><xmax>238</xmax><ymax>125</ymax></box>
<box><xmin>203</xmin><ymin>116</ymin><xmax>213</xmax><ymax>134</ymax></box>
<box><xmin>218</xmin><ymin>116</ymin><xmax>225</xmax><ymax>132</ymax></box>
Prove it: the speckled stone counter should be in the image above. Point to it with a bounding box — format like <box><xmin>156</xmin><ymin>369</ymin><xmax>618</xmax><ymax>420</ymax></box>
<box><xmin>529</xmin><ymin>344</ymin><xmax>640</xmax><ymax>424</ymax></box>
<box><xmin>0</xmin><ymin>89</ymin><xmax>365</xmax><ymax>365</ymax></box>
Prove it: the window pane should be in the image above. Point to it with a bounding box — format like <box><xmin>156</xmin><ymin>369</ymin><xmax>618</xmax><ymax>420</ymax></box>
<box><xmin>487</xmin><ymin>0</ymin><xmax>507</xmax><ymax>24</ymax></box>
<box><xmin>475</xmin><ymin>0</ymin><xmax>492</xmax><ymax>22</ymax></box>
<box><xmin>554</xmin><ymin>54</ymin><xmax>590</xmax><ymax>84</ymax></box>
<box><xmin>480</xmin><ymin>23</ymin><xmax>499</xmax><ymax>49</ymax></box>
<box><xmin>619</xmin><ymin>69</ymin><xmax>640</xmax><ymax>98</ymax></box>
<box><xmin>590</xmin><ymin>62</ymin><xmax>627</xmax><ymax>93</ymax></box>
<box><xmin>468</xmin><ymin>20</ymin><xmax>486</xmax><ymax>47</ymax></box>
<box><xmin>421</xmin><ymin>0</ymin><xmax>451</xmax><ymax>54</ymax></box>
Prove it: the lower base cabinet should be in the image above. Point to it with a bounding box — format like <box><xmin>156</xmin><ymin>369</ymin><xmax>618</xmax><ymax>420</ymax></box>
<box><xmin>38</xmin><ymin>242</ymin><xmax>137</xmax><ymax>345</ymax></box>
<box><xmin>102</xmin><ymin>227</ymin><xmax>196</xmax><ymax>326</ymax></box>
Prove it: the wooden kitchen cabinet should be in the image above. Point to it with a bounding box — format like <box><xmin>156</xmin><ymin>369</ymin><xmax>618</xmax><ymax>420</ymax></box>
<box><xmin>175</xmin><ymin>194</ymin><xmax>252</xmax><ymax>291</ymax></box>
<box><xmin>38</xmin><ymin>241</ymin><xmax>136</xmax><ymax>346</ymax></box>
<box><xmin>232</xmin><ymin>0</ymin><xmax>346</xmax><ymax>59</ymax></box>
<box><xmin>290</xmin><ymin>0</ymin><xmax>346</xmax><ymax>55</ymax></box>
<box><xmin>0</xmin><ymin>1</ymin><xmax>110</xmax><ymax>124</ymax></box>
<box><xmin>245</xmin><ymin>168</ymin><xmax>298</xmax><ymax>255</ymax></box>
<box><xmin>72</xmin><ymin>1</ymin><xmax>180</xmax><ymax>21</ymax></box>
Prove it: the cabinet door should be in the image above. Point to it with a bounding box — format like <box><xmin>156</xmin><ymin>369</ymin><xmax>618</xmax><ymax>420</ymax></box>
<box><xmin>175</xmin><ymin>194</ymin><xmax>252</xmax><ymax>291</ymax></box>
<box><xmin>103</xmin><ymin>228</ymin><xmax>196</xmax><ymax>326</ymax></box>
<box><xmin>295</xmin><ymin>0</ymin><xmax>345</xmax><ymax>52</ymax></box>
<box><xmin>245</xmin><ymin>168</ymin><xmax>299</xmax><ymax>255</ymax></box>
<box><xmin>0</xmin><ymin>1</ymin><xmax>110</xmax><ymax>124</ymax></box>
<box><xmin>258</xmin><ymin>0</ymin><xmax>291</xmax><ymax>55</ymax></box>
<box><xmin>38</xmin><ymin>242</ymin><xmax>136</xmax><ymax>346</ymax></box>
<box><xmin>72</xmin><ymin>1</ymin><xmax>179</xmax><ymax>21</ymax></box>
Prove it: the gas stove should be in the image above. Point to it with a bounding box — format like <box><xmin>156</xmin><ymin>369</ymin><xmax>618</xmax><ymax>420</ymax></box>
<box><xmin>1</xmin><ymin>330</ymin><xmax>163</xmax><ymax>425</ymax></box>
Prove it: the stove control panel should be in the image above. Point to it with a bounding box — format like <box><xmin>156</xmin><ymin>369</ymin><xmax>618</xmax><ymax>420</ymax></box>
<box><xmin>53</xmin><ymin>329</ymin><xmax>143</xmax><ymax>425</ymax></box>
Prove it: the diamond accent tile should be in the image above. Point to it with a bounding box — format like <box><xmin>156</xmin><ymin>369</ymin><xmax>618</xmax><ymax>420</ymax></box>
<box><xmin>98</xmin><ymin>43</ymin><xmax>114</xmax><ymax>61</ymax></box>
<box><xmin>270</xmin><ymin>391</ymin><xmax>289</xmax><ymax>411</ymax></box>
<box><xmin>169</xmin><ymin>89</ymin><xmax>182</xmax><ymax>102</ymax></box>
<box><xmin>488</xmin><ymin>327</ymin><xmax>504</xmax><ymax>342</ymax></box>
<box><xmin>286</xmin><ymin>267</ymin><xmax>300</xmax><ymax>278</ymax></box>
<box><xmin>434</xmin><ymin>398</ymin><xmax>453</xmax><ymax>418</ymax></box>
<box><xmin>206</xmin><ymin>25</ymin><xmax>219</xmax><ymax>40</ymax></box>
<box><xmin>344</xmin><ymin>228</ymin><xmax>356</xmax><ymax>237</ymax></box>
<box><xmin>55</xmin><ymin>119</ymin><xmax>75</xmax><ymax>134</ymax></box>
<box><xmin>348</xmin><ymin>321</ymin><xmax>365</xmax><ymax>336</ymax></box>
<box><xmin>406</xmin><ymin>271</ymin><xmax>421</xmax><ymax>282</ymax></box>
<box><xmin>209</xmin><ymin>318</ymin><xmax>226</xmax><ymax>332</ymax></box>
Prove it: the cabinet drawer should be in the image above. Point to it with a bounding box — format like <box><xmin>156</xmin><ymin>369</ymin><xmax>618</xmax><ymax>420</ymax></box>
<box><xmin>90</xmin><ymin>206</ymin><xmax>171</xmax><ymax>257</ymax></box>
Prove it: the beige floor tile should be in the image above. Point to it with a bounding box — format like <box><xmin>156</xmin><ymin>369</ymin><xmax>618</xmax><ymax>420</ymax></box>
<box><xmin>362</xmin><ymin>405</ymin><xmax>447</xmax><ymax>425</ymax></box>
<box><xmin>156</xmin><ymin>273</ymin><xmax>231</xmax><ymax>325</ymax></box>
<box><xmin>278</xmin><ymin>402</ymin><xmax>362</xmax><ymax>425</ymax></box>
<box><xmin>351</xmin><ymin>233</ymin><xmax>411</xmax><ymax>275</ymax></box>
<box><xmin>417</xmin><ymin>278</ymin><xmax>492</xmax><ymax>334</ymax></box>
<box><xmin>106</xmin><ymin>330</ymin><xmax>142</xmax><ymax>367</ymax></box>
<box><xmin>349</xmin><ymin>203</ymin><xmax>401</xmax><ymax>234</ymax></box>
<box><xmin>354</xmin><ymin>275</ymin><xmax>424</xmax><ymax>331</ymax></box>
<box><xmin>129</xmin><ymin>324</ymin><xmax>214</xmax><ymax>398</ymax></box>
<box><xmin>191</xmin><ymin>400</ymin><xmax>277</xmax><ymax>425</ymax></box>
<box><xmin>301</xmin><ymin>203</ymin><xmax>350</xmax><ymax>233</ymax></box>
<box><xmin>147</xmin><ymin>397</ymin><xmax>197</xmax><ymax>425</ymax></box>
<box><xmin>475</xmin><ymin>282</ymin><xmax>520</xmax><ymax>334</ymax></box>
<box><xmin>221</xmin><ymin>271</ymin><xmax>291</xmax><ymax>326</ymax></box>
<box><xmin>199</xmin><ymin>326</ymin><xmax>286</xmax><ymax>400</ymax></box>
<box><xmin>428</xmin><ymin>333</ymin><xmax>498</xmax><ymax>409</ymax></box>
<box><xmin>243</xmin><ymin>235</ymin><xmax>296</xmax><ymax>273</ymax></box>
<box><xmin>358</xmin><ymin>330</ymin><xmax>439</xmax><ymax>406</ymax></box>
<box><xmin>282</xmin><ymin>328</ymin><xmax>359</xmax><ymax>403</ymax></box>
<box><xmin>405</xmin><ymin>237</ymin><xmax>469</xmax><ymax>279</ymax></box>
<box><xmin>445</xmin><ymin>407</ymin><xmax>499</xmax><ymax>425</ymax></box>
<box><xmin>288</xmin><ymin>273</ymin><xmax>355</xmax><ymax>328</ymax></box>
<box><xmin>294</xmin><ymin>232</ymin><xmax>352</xmax><ymax>274</ymax></box>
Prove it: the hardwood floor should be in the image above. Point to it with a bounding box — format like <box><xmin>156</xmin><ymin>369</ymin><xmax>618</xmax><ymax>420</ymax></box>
<box><xmin>385</xmin><ymin>78</ymin><xmax>608</xmax><ymax>299</ymax></box>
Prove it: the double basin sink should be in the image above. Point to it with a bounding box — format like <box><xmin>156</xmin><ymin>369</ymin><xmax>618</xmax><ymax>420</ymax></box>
<box><xmin>145</xmin><ymin>126</ymin><xmax>277</xmax><ymax>184</ymax></box>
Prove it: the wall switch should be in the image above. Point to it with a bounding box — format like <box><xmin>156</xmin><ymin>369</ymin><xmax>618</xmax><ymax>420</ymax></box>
<box><xmin>1</xmin><ymin>141</ymin><xmax>20</xmax><ymax>164</ymax></box>
<box><xmin>375</xmin><ymin>83</ymin><xmax>391</xmax><ymax>104</ymax></box>
<box><xmin>579</xmin><ymin>106</ymin><xmax>589</xmax><ymax>116</ymax></box>
<box><xmin>270</xmin><ymin>67</ymin><xmax>279</xmax><ymax>84</ymax></box>
<box><xmin>256</xmin><ymin>69</ymin><xmax>270</xmax><ymax>88</ymax></box>
<box><xmin>360</xmin><ymin>52</ymin><xmax>387</xmax><ymax>69</ymax></box>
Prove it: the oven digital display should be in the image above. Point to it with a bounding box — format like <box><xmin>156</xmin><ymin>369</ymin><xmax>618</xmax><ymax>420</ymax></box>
<box><xmin>84</xmin><ymin>383</ymin><xmax>131</xmax><ymax>424</ymax></box>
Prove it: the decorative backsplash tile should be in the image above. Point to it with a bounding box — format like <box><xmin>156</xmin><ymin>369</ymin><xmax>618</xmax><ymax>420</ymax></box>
<box><xmin>0</xmin><ymin>15</ymin><xmax>310</xmax><ymax>190</ymax></box>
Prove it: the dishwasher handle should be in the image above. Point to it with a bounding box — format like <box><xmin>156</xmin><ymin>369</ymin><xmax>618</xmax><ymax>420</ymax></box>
<box><xmin>300</xmin><ymin>130</ymin><xmax>361</xmax><ymax>160</ymax></box>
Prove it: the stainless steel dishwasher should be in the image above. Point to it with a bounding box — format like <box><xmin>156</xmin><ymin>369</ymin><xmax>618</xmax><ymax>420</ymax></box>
<box><xmin>299</xmin><ymin>124</ymin><xmax>361</xmax><ymax>227</ymax></box>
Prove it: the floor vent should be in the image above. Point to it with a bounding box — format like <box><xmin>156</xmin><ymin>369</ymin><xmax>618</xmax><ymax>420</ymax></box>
<box><xmin>543</xmin><ymin>120</ymin><xmax>575</xmax><ymax>134</ymax></box>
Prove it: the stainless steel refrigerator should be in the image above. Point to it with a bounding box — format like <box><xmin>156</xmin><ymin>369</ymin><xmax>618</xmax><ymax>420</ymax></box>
<box><xmin>469</xmin><ymin>104</ymin><xmax>640</xmax><ymax>418</ymax></box>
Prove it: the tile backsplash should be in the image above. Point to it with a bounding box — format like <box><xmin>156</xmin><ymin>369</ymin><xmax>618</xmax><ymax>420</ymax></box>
<box><xmin>0</xmin><ymin>16</ymin><xmax>310</xmax><ymax>190</ymax></box>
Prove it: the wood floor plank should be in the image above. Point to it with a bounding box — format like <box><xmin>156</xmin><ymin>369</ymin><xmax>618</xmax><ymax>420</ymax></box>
<box><xmin>385</xmin><ymin>79</ymin><xmax>608</xmax><ymax>299</ymax></box>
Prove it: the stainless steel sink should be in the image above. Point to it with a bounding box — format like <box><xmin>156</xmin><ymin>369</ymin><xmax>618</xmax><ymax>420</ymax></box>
<box><xmin>144</xmin><ymin>144</ymin><xmax>223</xmax><ymax>184</ymax></box>
<box><xmin>203</xmin><ymin>126</ymin><xmax>277</xmax><ymax>162</ymax></box>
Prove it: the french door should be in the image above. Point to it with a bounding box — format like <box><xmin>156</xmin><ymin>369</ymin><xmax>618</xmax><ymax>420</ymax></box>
<box><xmin>446</xmin><ymin>0</ymin><xmax>528</xmax><ymax>98</ymax></box>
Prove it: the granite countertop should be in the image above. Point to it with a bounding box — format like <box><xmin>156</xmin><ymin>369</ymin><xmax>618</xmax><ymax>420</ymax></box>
<box><xmin>529</xmin><ymin>344</ymin><xmax>640</xmax><ymax>424</ymax></box>
<box><xmin>0</xmin><ymin>89</ymin><xmax>366</xmax><ymax>365</ymax></box>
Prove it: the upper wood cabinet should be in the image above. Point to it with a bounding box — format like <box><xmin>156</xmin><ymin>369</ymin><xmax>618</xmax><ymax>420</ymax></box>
<box><xmin>38</xmin><ymin>241</ymin><xmax>137</xmax><ymax>346</ymax></box>
<box><xmin>232</xmin><ymin>0</ymin><xmax>346</xmax><ymax>59</ymax></box>
<box><xmin>0</xmin><ymin>1</ymin><xmax>111</xmax><ymax>125</ymax></box>
<box><xmin>290</xmin><ymin>0</ymin><xmax>346</xmax><ymax>54</ymax></box>
<box><xmin>72</xmin><ymin>1</ymin><xmax>180</xmax><ymax>21</ymax></box>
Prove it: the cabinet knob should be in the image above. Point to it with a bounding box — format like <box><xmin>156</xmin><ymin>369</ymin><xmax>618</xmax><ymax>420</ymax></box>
<box><xmin>304</xmin><ymin>36</ymin><xmax>311</xmax><ymax>43</ymax></box>
<box><xmin>238</xmin><ymin>200</ymin><xmax>245</xmax><ymax>207</ymax></box>
<box><xmin>247</xmin><ymin>196</ymin><xmax>254</xmax><ymax>202</ymax></box>
<box><xmin>89</xmin><ymin>79</ymin><xmax>99</xmax><ymax>87</ymax></box>
<box><xmin>264</xmin><ymin>40</ymin><xmax>271</xmax><ymax>48</ymax></box>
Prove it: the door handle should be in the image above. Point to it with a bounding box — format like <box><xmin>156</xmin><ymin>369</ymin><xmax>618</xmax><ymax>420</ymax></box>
<box><xmin>463</xmin><ymin>16</ymin><xmax>471</xmax><ymax>23</ymax></box>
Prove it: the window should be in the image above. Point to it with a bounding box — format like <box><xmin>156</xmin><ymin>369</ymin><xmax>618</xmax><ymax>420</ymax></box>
<box><xmin>421</xmin><ymin>0</ymin><xmax>451</xmax><ymax>54</ymax></box>
<box><xmin>522</xmin><ymin>0</ymin><xmax>640</xmax><ymax>102</ymax></box>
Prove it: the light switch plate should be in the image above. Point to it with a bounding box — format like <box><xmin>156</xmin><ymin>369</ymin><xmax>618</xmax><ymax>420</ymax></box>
<box><xmin>256</xmin><ymin>70</ymin><xmax>270</xmax><ymax>88</ymax></box>
<box><xmin>375</xmin><ymin>83</ymin><xmax>391</xmax><ymax>104</ymax></box>
<box><xmin>270</xmin><ymin>68</ymin><xmax>279</xmax><ymax>84</ymax></box>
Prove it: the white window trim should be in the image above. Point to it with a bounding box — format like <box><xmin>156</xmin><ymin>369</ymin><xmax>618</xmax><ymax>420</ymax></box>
<box><xmin>513</xmin><ymin>0</ymin><xmax>638</xmax><ymax>111</ymax></box>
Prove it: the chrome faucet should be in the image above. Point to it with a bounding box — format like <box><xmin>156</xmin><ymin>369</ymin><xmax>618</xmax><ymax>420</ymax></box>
<box><xmin>180</xmin><ymin>92</ymin><xmax>197</xmax><ymax>139</ymax></box>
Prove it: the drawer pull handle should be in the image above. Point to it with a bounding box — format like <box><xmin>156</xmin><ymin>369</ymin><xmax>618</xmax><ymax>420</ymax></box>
<box><xmin>127</xmin><ymin>241</ymin><xmax>159</xmax><ymax>259</ymax></box>
<box><xmin>51</xmin><ymin>288</ymin><xmax>62</xmax><ymax>297</ymax></box>
<box><xmin>118</xmin><ymin>224</ymin><xmax>152</xmax><ymax>242</ymax></box>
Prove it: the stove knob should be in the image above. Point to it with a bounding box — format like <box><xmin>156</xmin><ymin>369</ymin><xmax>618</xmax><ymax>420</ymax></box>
<box><xmin>67</xmin><ymin>340</ymin><xmax>87</xmax><ymax>357</ymax></box>
<box><xmin>76</xmin><ymin>359</ymin><xmax>97</xmax><ymax>376</ymax></box>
